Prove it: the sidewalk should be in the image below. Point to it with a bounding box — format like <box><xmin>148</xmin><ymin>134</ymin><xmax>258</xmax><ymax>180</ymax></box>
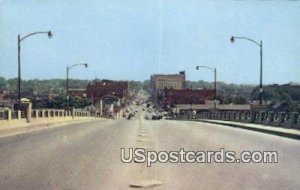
<box><xmin>196</xmin><ymin>119</ymin><xmax>300</xmax><ymax>140</ymax></box>
<box><xmin>0</xmin><ymin>117</ymin><xmax>103</xmax><ymax>138</ymax></box>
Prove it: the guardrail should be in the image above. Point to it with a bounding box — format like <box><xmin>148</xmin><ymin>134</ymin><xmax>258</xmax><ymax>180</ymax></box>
<box><xmin>0</xmin><ymin>109</ymin><xmax>90</xmax><ymax>123</ymax></box>
<box><xmin>175</xmin><ymin>111</ymin><xmax>300</xmax><ymax>129</ymax></box>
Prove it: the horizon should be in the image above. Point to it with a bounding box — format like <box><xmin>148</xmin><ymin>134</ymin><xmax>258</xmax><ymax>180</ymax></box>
<box><xmin>1</xmin><ymin>1</ymin><xmax>300</xmax><ymax>84</ymax></box>
<box><xmin>1</xmin><ymin>75</ymin><xmax>299</xmax><ymax>86</ymax></box>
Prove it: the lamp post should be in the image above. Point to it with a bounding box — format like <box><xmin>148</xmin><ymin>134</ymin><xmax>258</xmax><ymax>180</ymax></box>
<box><xmin>231</xmin><ymin>36</ymin><xmax>263</xmax><ymax>105</ymax></box>
<box><xmin>196</xmin><ymin>65</ymin><xmax>217</xmax><ymax>109</ymax></box>
<box><xmin>66</xmin><ymin>63</ymin><xmax>88</xmax><ymax>110</ymax></box>
<box><xmin>17</xmin><ymin>31</ymin><xmax>53</xmax><ymax>102</ymax></box>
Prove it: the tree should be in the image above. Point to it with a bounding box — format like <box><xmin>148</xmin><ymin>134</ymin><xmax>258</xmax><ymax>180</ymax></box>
<box><xmin>129</xmin><ymin>81</ymin><xmax>143</xmax><ymax>92</ymax></box>
<box><xmin>233</xmin><ymin>95</ymin><xmax>248</xmax><ymax>104</ymax></box>
<box><xmin>0</xmin><ymin>77</ymin><xmax>6</xmax><ymax>91</ymax></box>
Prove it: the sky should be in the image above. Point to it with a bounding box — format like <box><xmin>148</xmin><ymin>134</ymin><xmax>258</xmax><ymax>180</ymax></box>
<box><xmin>0</xmin><ymin>0</ymin><xmax>299</xmax><ymax>85</ymax></box>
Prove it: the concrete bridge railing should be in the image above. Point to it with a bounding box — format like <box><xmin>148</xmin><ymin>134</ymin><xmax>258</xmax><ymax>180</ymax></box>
<box><xmin>0</xmin><ymin>108</ymin><xmax>91</xmax><ymax>123</ymax></box>
<box><xmin>177</xmin><ymin>110</ymin><xmax>300</xmax><ymax>129</ymax></box>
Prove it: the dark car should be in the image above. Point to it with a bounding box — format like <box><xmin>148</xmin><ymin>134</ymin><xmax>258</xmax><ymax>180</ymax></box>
<box><xmin>127</xmin><ymin>113</ymin><xmax>134</xmax><ymax>120</ymax></box>
<box><xmin>152</xmin><ymin>115</ymin><xmax>158</xmax><ymax>120</ymax></box>
<box><xmin>152</xmin><ymin>114</ymin><xmax>162</xmax><ymax>120</ymax></box>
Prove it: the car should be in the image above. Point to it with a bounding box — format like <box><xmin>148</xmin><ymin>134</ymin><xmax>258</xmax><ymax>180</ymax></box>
<box><xmin>127</xmin><ymin>113</ymin><xmax>134</xmax><ymax>120</ymax></box>
<box><xmin>152</xmin><ymin>114</ymin><xmax>162</xmax><ymax>120</ymax></box>
<box><xmin>152</xmin><ymin>115</ymin><xmax>158</xmax><ymax>120</ymax></box>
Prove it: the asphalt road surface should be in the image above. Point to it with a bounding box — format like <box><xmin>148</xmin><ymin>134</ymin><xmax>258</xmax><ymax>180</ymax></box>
<box><xmin>0</xmin><ymin>112</ymin><xmax>299</xmax><ymax>189</ymax></box>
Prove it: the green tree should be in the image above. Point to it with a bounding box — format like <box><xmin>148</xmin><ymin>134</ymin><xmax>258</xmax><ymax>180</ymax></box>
<box><xmin>143</xmin><ymin>80</ymin><xmax>150</xmax><ymax>91</ymax></box>
<box><xmin>233</xmin><ymin>95</ymin><xmax>248</xmax><ymax>104</ymax></box>
<box><xmin>0</xmin><ymin>77</ymin><xmax>6</xmax><ymax>91</ymax></box>
<box><xmin>129</xmin><ymin>81</ymin><xmax>143</xmax><ymax>92</ymax></box>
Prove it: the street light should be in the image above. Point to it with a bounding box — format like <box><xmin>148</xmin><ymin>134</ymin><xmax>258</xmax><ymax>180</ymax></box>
<box><xmin>66</xmin><ymin>63</ymin><xmax>88</xmax><ymax>110</ymax></box>
<box><xmin>230</xmin><ymin>36</ymin><xmax>263</xmax><ymax>105</ymax></box>
<box><xmin>17</xmin><ymin>31</ymin><xmax>53</xmax><ymax>102</ymax></box>
<box><xmin>196</xmin><ymin>65</ymin><xmax>217</xmax><ymax>109</ymax></box>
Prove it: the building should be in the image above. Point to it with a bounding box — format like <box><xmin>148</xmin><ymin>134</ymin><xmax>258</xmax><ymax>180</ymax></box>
<box><xmin>68</xmin><ymin>88</ymin><xmax>87</xmax><ymax>98</ymax></box>
<box><xmin>0</xmin><ymin>91</ymin><xmax>14</xmax><ymax>109</ymax></box>
<box><xmin>174</xmin><ymin>104</ymin><xmax>251</xmax><ymax>114</ymax></box>
<box><xmin>150</xmin><ymin>71</ymin><xmax>186</xmax><ymax>104</ymax></box>
<box><xmin>164</xmin><ymin>88</ymin><xmax>214</xmax><ymax>107</ymax></box>
<box><xmin>86</xmin><ymin>80</ymin><xmax>129</xmax><ymax>106</ymax></box>
<box><xmin>151</xmin><ymin>71</ymin><xmax>185</xmax><ymax>92</ymax></box>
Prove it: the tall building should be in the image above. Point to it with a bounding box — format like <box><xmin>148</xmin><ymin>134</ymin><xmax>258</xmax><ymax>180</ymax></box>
<box><xmin>151</xmin><ymin>71</ymin><xmax>186</xmax><ymax>93</ymax></box>
<box><xmin>150</xmin><ymin>71</ymin><xmax>186</xmax><ymax>105</ymax></box>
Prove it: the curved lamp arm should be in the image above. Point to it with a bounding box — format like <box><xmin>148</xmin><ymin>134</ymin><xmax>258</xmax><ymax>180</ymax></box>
<box><xmin>68</xmin><ymin>63</ymin><xmax>88</xmax><ymax>70</ymax></box>
<box><xmin>196</xmin><ymin>65</ymin><xmax>215</xmax><ymax>72</ymax></box>
<box><xmin>230</xmin><ymin>36</ymin><xmax>261</xmax><ymax>47</ymax></box>
<box><xmin>19</xmin><ymin>31</ymin><xmax>53</xmax><ymax>42</ymax></box>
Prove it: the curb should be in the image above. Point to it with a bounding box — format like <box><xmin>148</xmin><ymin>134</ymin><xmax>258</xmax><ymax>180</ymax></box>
<box><xmin>172</xmin><ymin>118</ymin><xmax>300</xmax><ymax>140</ymax></box>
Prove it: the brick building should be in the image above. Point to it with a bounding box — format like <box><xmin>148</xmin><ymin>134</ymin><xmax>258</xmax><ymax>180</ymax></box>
<box><xmin>150</xmin><ymin>71</ymin><xmax>186</xmax><ymax>104</ymax></box>
<box><xmin>86</xmin><ymin>80</ymin><xmax>128</xmax><ymax>105</ymax></box>
<box><xmin>68</xmin><ymin>88</ymin><xmax>87</xmax><ymax>98</ymax></box>
<box><xmin>164</xmin><ymin>88</ymin><xmax>214</xmax><ymax>107</ymax></box>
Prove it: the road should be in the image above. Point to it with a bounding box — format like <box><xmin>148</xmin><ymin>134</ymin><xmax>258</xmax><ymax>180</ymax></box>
<box><xmin>0</xmin><ymin>111</ymin><xmax>299</xmax><ymax>189</ymax></box>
